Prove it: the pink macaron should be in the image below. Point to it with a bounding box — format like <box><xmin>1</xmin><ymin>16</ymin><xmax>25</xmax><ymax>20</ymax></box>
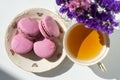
<box><xmin>11</xmin><ymin>34</ymin><xmax>33</xmax><ymax>54</ymax></box>
<box><xmin>33</xmin><ymin>38</ymin><xmax>56</xmax><ymax>58</ymax></box>
<box><xmin>18</xmin><ymin>17</ymin><xmax>40</xmax><ymax>37</ymax></box>
<box><xmin>39</xmin><ymin>16</ymin><xmax>60</xmax><ymax>39</ymax></box>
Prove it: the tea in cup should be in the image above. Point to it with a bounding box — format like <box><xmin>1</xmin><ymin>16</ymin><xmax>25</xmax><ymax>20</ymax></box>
<box><xmin>63</xmin><ymin>23</ymin><xmax>109</xmax><ymax>69</ymax></box>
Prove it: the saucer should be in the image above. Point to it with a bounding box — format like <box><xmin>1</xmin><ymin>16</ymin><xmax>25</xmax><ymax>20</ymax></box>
<box><xmin>89</xmin><ymin>29</ymin><xmax>120</xmax><ymax>79</ymax></box>
<box><xmin>5</xmin><ymin>8</ymin><xmax>67</xmax><ymax>73</ymax></box>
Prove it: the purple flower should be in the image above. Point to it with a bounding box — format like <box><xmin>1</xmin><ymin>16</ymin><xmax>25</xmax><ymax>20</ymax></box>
<box><xmin>107</xmin><ymin>12</ymin><xmax>115</xmax><ymax>21</ymax></box>
<box><xmin>55</xmin><ymin>0</ymin><xmax>120</xmax><ymax>34</ymax></box>
<box><xmin>111</xmin><ymin>21</ymin><xmax>119</xmax><ymax>27</ymax></box>
<box><xmin>101</xmin><ymin>23</ymin><xmax>109</xmax><ymax>31</ymax></box>
<box><xmin>113</xmin><ymin>2</ymin><xmax>120</xmax><ymax>13</ymax></box>
<box><xmin>96</xmin><ymin>0</ymin><xmax>120</xmax><ymax>13</ymax></box>
<box><xmin>89</xmin><ymin>3</ymin><xmax>100</xmax><ymax>18</ymax></box>
<box><xmin>107</xmin><ymin>28</ymin><xmax>114</xmax><ymax>34</ymax></box>
<box><xmin>99</xmin><ymin>11</ymin><xmax>110</xmax><ymax>21</ymax></box>
<box><xmin>76</xmin><ymin>15</ymin><xmax>88</xmax><ymax>23</ymax></box>
<box><xmin>59</xmin><ymin>5</ymin><xmax>69</xmax><ymax>13</ymax></box>
<box><xmin>65</xmin><ymin>0</ymin><xmax>91</xmax><ymax>15</ymax></box>
<box><xmin>85</xmin><ymin>19</ymin><xmax>100</xmax><ymax>30</ymax></box>
<box><xmin>67</xmin><ymin>10</ymin><xmax>76</xmax><ymax>19</ymax></box>
<box><xmin>90</xmin><ymin>3</ymin><xmax>98</xmax><ymax>10</ymax></box>
<box><xmin>80</xmin><ymin>0</ymin><xmax>91</xmax><ymax>10</ymax></box>
<box><xmin>56</xmin><ymin>0</ymin><xmax>66</xmax><ymax>5</ymax></box>
<box><xmin>85</xmin><ymin>19</ymin><xmax>94</xmax><ymax>28</ymax></box>
<box><xmin>92</xmin><ymin>22</ymin><xmax>101</xmax><ymax>30</ymax></box>
<box><xmin>100</xmin><ymin>23</ymin><xmax>114</xmax><ymax>34</ymax></box>
<box><xmin>66</xmin><ymin>0</ymin><xmax>80</xmax><ymax>11</ymax></box>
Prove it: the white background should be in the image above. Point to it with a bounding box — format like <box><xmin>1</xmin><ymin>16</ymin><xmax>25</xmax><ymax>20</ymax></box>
<box><xmin>0</xmin><ymin>0</ymin><xmax>118</xmax><ymax>80</ymax></box>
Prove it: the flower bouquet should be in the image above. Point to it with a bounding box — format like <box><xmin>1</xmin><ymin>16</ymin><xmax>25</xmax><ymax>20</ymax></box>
<box><xmin>56</xmin><ymin>0</ymin><xmax>120</xmax><ymax>34</ymax></box>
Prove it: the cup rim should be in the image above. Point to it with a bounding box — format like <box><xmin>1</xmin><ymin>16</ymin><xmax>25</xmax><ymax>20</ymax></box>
<box><xmin>63</xmin><ymin>23</ymin><xmax>110</xmax><ymax>66</ymax></box>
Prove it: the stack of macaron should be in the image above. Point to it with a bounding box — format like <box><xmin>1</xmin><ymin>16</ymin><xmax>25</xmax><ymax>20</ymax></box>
<box><xmin>11</xmin><ymin>16</ymin><xmax>60</xmax><ymax>58</ymax></box>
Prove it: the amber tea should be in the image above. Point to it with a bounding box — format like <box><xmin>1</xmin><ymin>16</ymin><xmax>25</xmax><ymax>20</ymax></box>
<box><xmin>65</xmin><ymin>23</ymin><xmax>106</xmax><ymax>60</ymax></box>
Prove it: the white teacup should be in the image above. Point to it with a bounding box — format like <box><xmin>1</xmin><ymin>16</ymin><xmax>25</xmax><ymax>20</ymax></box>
<box><xmin>63</xmin><ymin>23</ymin><xmax>110</xmax><ymax>72</ymax></box>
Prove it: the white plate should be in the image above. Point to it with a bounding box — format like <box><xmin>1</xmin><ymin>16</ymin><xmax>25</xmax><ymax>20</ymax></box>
<box><xmin>5</xmin><ymin>8</ymin><xmax>67</xmax><ymax>73</ymax></box>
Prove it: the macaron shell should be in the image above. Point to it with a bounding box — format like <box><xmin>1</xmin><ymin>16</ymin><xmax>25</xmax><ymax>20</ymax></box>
<box><xmin>17</xmin><ymin>28</ymin><xmax>41</xmax><ymax>41</ymax></box>
<box><xmin>34</xmin><ymin>39</ymin><xmax>56</xmax><ymax>58</ymax></box>
<box><xmin>11</xmin><ymin>34</ymin><xmax>33</xmax><ymax>54</ymax></box>
<box><xmin>39</xmin><ymin>21</ymin><xmax>49</xmax><ymax>38</ymax></box>
<box><xmin>41</xmin><ymin>16</ymin><xmax>60</xmax><ymax>38</ymax></box>
<box><xmin>18</xmin><ymin>17</ymin><xmax>39</xmax><ymax>36</ymax></box>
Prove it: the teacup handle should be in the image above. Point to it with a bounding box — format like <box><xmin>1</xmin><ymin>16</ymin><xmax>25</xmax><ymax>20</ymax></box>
<box><xmin>97</xmin><ymin>62</ymin><xmax>107</xmax><ymax>72</ymax></box>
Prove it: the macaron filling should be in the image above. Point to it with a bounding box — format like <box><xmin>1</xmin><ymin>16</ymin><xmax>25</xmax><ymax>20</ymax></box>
<box><xmin>18</xmin><ymin>27</ymin><xmax>37</xmax><ymax>40</ymax></box>
<box><xmin>41</xmin><ymin>21</ymin><xmax>51</xmax><ymax>38</ymax></box>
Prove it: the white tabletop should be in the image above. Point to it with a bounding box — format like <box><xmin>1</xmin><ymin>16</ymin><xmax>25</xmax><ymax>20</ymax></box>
<box><xmin>0</xmin><ymin>0</ymin><xmax>118</xmax><ymax>80</ymax></box>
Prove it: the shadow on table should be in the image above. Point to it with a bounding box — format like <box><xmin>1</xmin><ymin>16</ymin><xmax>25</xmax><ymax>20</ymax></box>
<box><xmin>34</xmin><ymin>57</ymin><xmax>74</xmax><ymax>77</ymax></box>
<box><xmin>0</xmin><ymin>69</ymin><xmax>18</xmax><ymax>80</ymax></box>
<box><xmin>89</xmin><ymin>30</ymin><xmax>120</xmax><ymax>80</ymax></box>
